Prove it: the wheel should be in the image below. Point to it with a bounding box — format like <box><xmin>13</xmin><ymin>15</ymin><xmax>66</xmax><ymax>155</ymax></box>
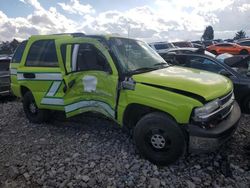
<box><xmin>242</xmin><ymin>96</ymin><xmax>250</xmax><ymax>114</ymax></box>
<box><xmin>133</xmin><ymin>112</ymin><xmax>187</xmax><ymax>166</ymax></box>
<box><xmin>211</xmin><ymin>50</ymin><xmax>217</xmax><ymax>55</ymax></box>
<box><xmin>23</xmin><ymin>91</ymin><xmax>50</xmax><ymax>123</ymax></box>
<box><xmin>240</xmin><ymin>49</ymin><xmax>249</xmax><ymax>55</ymax></box>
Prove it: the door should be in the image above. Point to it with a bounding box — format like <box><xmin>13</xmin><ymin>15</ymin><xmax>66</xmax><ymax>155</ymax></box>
<box><xmin>57</xmin><ymin>38</ymin><xmax>119</xmax><ymax>119</ymax></box>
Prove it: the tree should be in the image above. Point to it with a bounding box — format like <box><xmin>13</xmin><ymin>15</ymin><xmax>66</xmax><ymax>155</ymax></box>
<box><xmin>234</xmin><ymin>30</ymin><xmax>246</xmax><ymax>40</ymax></box>
<box><xmin>201</xmin><ymin>26</ymin><xmax>214</xmax><ymax>41</ymax></box>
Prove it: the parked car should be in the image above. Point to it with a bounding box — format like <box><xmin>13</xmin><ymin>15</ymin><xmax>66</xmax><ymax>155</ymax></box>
<box><xmin>161</xmin><ymin>48</ymin><xmax>250</xmax><ymax>113</ymax></box>
<box><xmin>237</xmin><ymin>40</ymin><xmax>250</xmax><ymax>47</ymax></box>
<box><xmin>172</xmin><ymin>41</ymin><xmax>193</xmax><ymax>48</ymax></box>
<box><xmin>11</xmin><ymin>33</ymin><xmax>240</xmax><ymax>165</ymax></box>
<box><xmin>207</xmin><ymin>43</ymin><xmax>250</xmax><ymax>55</ymax></box>
<box><xmin>192</xmin><ymin>43</ymin><xmax>204</xmax><ymax>48</ymax></box>
<box><xmin>0</xmin><ymin>55</ymin><xmax>11</xmax><ymax>96</ymax></box>
<box><xmin>203</xmin><ymin>40</ymin><xmax>216</xmax><ymax>47</ymax></box>
<box><xmin>149</xmin><ymin>41</ymin><xmax>176</xmax><ymax>54</ymax></box>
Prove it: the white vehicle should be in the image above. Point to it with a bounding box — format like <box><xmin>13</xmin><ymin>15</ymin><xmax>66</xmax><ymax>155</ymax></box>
<box><xmin>149</xmin><ymin>42</ymin><xmax>176</xmax><ymax>54</ymax></box>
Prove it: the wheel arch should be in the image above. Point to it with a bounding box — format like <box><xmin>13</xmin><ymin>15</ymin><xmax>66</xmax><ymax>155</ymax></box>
<box><xmin>122</xmin><ymin>103</ymin><xmax>177</xmax><ymax>129</ymax></box>
<box><xmin>20</xmin><ymin>85</ymin><xmax>32</xmax><ymax>98</ymax></box>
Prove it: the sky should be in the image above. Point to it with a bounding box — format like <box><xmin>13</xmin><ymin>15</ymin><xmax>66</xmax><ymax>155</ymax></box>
<box><xmin>0</xmin><ymin>0</ymin><xmax>250</xmax><ymax>42</ymax></box>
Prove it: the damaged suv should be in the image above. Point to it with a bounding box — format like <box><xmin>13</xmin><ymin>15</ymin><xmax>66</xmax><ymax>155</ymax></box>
<box><xmin>10</xmin><ymin>34</ymin><xmax>241</xmax><ymax>165</ymax></box>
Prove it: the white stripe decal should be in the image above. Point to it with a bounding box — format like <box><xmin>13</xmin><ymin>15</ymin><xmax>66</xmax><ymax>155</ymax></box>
<box><xmin>17</xmin><ymin>73</ymin><xmax>62</xmax><ymax>80</ymax></box>
<box><xmin>65</xmin><ymin>100</ymin><xmax>115</xmax><ymax>116</ymax></box>
<box><xmin>41</xmin><ymin>98</ymin><xmax>64</xmax><ymax>105</ymax></box>
<box><xmin>46</xmin><ymin>81</ymin><xmax>61</xmax><ymax>97</ymax></box>
<box><xmin>10</xmin><ymin>69</ymin><xmax>17</xmax><ymax>75</ymax></box>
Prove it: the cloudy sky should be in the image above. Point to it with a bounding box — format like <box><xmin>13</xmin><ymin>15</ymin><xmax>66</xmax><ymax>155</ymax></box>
<box><xmin>0</xmin><ymin>0</ymin><xmax>249</xmax><ymax>42</ymax></box>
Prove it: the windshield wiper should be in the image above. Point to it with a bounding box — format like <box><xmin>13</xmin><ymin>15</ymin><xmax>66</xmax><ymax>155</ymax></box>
<box><xmin>129</xmin><ymin>67</ymin><xmax>158</xmax><ymax>75</ymax></box>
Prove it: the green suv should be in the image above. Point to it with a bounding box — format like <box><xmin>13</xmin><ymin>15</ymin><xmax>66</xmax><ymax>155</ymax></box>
<box><xmin>10</xmin><ymin>33</ymin><xmax>241</xmax><ymax>165</ymax></box>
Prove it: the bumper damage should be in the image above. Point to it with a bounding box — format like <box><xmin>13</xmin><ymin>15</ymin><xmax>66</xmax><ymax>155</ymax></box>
<box><xmin>187</xmin><ymin>101</ymin><xmax>241</xmax><ymax>152</ymax></box>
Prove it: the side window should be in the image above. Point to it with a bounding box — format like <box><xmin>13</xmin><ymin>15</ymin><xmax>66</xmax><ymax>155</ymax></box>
<box><xmin>11</xmin><ymin>40</ymin><xmax>27</xmax><ymax>63</ymax></box>
<box><xmin>26</xmin><ymin>40</ymin><xmax>58</xmax><ymax>67</ymax></box>
<box><xmin>216</xmin><ymin>44</ymin><xmax>232</xmax><ymax>47</ymax></box>
<box><xmin>72</xmin><ymin>44</ymin><xmax>111</xmax><ymax>72</ymax></box>
<box><xmin>187</xmin><ymin>56</ymin><xmax>224</xmax><ymax>73</ymax></box>
<box><xmin>0</xmin><ymin>60</ymin><xmax>10</xmax><ymax>71</ymax></box>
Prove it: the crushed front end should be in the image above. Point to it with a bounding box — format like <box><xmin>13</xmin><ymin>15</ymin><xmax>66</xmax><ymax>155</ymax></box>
<box><xmin>187</xmin><ymin>91</ymin><xmax>241</xmax><ymax>152</ymax></box>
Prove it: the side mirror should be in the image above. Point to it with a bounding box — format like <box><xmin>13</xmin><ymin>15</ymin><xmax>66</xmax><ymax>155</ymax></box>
<box><xmin>219</xmin><ymin>69</ymin><xmax>231</xmax><ymax>77</ymax></box>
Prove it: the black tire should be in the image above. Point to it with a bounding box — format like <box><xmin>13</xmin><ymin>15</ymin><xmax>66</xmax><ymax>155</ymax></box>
<box><xmin>23</xmin><ymin>91</ymin><xmax>50</xmax><ymax>123</ymax></box>
<box><xmin>133</xmin><ymin>112</ymin><xmax>187</xmax><ymax>166</ymax></box>
<box><xmin>242</xmin><ymin>96</ymin><xmax>250</xmax><ymax>114</ymax></box>
<box><xmin>240</xmin><ymin>49</ymin><xmax>249</xmax><ymax>55</ymax></box>
<box><xmin>211</xmin><ymin>50</ymin><xmax>217</xmax><ymax>55</ymax></box>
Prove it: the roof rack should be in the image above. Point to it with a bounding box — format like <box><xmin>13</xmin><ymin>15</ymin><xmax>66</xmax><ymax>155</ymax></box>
<box><xmin>51</xmin><ymin>33</ymin><xmax>85</xmax><ymax>37</ymax></box>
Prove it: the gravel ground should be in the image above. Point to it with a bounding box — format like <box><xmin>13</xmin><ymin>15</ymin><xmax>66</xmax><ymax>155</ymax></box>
<box><xmin>0</xmin><ymin>98</ymin><xmax>250</xmax><ymax>188</ymax></box>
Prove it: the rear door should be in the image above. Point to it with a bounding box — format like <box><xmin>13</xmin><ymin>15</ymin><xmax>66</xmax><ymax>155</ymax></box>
<box><xmin>56</xmin><ymin>38</ymin><xmax>119</xmax><ymax>118</ymax></box>
<box><xmin>17</xmin><ymin>38</ymin><xmax>67</xmax><ymax>111</ymax></box>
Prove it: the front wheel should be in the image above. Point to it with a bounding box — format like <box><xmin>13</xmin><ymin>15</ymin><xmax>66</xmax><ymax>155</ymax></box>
<box><xmin>133</xmin><ymin>112</ymin><xmax>187</xmax><ymax>166</ymax></box>
<box><xmin>23</xmin><ymin>91</ymin><xmax>50</xmax><ymax>123</ymax></box>
<box><xmin>240</xmin><ymin>49</ymin><xmax>249</xmax><ymax>55</ymax></box>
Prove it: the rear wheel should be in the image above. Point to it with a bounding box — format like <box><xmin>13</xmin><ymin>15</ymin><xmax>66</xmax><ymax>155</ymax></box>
<box><xmin>23</xmin><ymin>91</ymin><xmax>50</xmax><ymax>123</ymax></box>
<box><xmin>133</xmin><ymin>112</ymin><xmax>187</xmax><ymax>166</ymax></box>
<box><xmin>240</xmin><ymin>49</ymin><xmax>249</xmax><ymax>55</ymax></box>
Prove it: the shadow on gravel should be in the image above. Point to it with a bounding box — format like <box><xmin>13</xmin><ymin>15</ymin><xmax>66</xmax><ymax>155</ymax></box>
<box><xmin>0</xmin><ymin>95</ymin><xmax>17</xmax><ymax>103</ymax></box>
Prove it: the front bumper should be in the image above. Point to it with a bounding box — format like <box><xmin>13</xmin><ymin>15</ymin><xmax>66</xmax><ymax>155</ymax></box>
<box><xmin>187</xmin><ymin>101</ymin><xmax>241</xmax><ymax>152</ymax></box>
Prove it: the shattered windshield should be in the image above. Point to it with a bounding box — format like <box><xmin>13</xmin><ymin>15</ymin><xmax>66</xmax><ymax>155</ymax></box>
<box><xmin>110</xmin><ymin>37</ymin><xmax>168</xmax><ymax>74</ymax></box>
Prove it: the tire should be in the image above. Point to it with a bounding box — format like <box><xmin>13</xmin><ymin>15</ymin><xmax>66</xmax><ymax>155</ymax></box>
<box><xmin>240</xmin><ymin>49</ymin><xmax>249</xmax><ymax>55</ymax></box>
<box><xmin>133</xmin><ymin>112</ymin><xmax>187</xmax><ymax>166</ymax></box>
<box><xmin>211</xmin><ymin>50</ymin><xmax>217</xmax><ymax>55</ymax></box>
<box><xmin>242</xmin><ymin>96</ymin><xmax>250</xmax><ymax>114</ymax></box>
<box><xmin>23</xmin><ymin>91</ymin><xmax>50</xmax><ymax>123</ymax></box>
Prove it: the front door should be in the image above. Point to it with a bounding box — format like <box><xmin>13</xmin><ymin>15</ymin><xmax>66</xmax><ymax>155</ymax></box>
<box><xmin>57</xmin><ymin>38</ymin><xmax>119</xmax><ymax>119</ymax></box>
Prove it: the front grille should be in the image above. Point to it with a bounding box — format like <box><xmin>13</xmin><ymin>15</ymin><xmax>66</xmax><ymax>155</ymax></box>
<box><xmin>220</xmin><ymin>91</ymin><xmax>233</xmax><ymax>106</ymax></box>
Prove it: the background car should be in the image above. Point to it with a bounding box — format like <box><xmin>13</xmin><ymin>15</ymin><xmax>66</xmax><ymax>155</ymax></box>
<box><xmin>0</xmin><ymin>55</ymin><xmax>11</xmax><ymax>96</ymax></box>
<box><xmin>172</xmin><ymin>41</ymin><xmax>193</xmax><ymax>48</ymax></box>
<box><xmin>160</xmin><ymin>48</ymin><xmax>250</xmax><ymax>113</ymax></box>
<box><xmin>207</xmin><ymin>43</ymin><xmax>250</xmax><ymax>55</ymax></box>
<box><xmin>237</xmin><ymin>40</ymin><xmax>250</xmax><ymax>47</ymax></box>
<box><xmin>148</xmin><ymin>41</ymin><xmax>176</xmax><ymax>54</ymax></box>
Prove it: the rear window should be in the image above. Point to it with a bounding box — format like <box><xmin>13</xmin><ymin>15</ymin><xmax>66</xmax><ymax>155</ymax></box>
<box><xmin>11</xmin><ymin>40</ymin><xmax>27</xmax><ymax>63</ymax></box>
<box><xmin>26</xmin><ymin>40</ymin><xmax>58</xmax><ymax>67</ymax></box>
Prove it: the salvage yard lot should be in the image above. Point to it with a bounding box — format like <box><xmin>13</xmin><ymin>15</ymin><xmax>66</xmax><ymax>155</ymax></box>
<box><xmin>0</xmin><ymin>99</ymin><xmax>250</xmax><ymax>187</ymax></box>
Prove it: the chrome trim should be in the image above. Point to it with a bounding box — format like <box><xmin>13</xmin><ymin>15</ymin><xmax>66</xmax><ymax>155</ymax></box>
<box><xmin>194</xmin><ymin>90</ymin><xmax>234</xmax><ymax>122</ymax></box>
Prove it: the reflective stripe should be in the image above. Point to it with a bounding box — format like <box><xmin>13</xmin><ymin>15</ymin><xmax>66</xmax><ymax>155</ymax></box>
<box><xmin>46</xmin><ymin>81</ymin><xmax>61</xmax><ymax>97</ymax></box>
<box><xmin>10</xmin><ymin>69</ymin><xmax>17</xmax><ymax>75</ymax></box>
<box><xmin>41</xmin><ymin>98</ymin><xmax>64</xmax><ymax>105</ymax></box>
<box><xmin>17</xmin><ymin>73</ymin><xmax>62</xmax><ymax>80</ymax></box>
<box><xmin>65</xmin><ymin>100</ymin><xmax>115</xmax><ymax>117</ymax></box>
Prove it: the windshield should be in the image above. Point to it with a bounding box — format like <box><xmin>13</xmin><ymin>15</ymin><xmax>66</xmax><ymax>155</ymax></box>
<box><xmin>110</xmin><ymin>37</ymin><xmax>168</xmax><ymax>74</ymax></box>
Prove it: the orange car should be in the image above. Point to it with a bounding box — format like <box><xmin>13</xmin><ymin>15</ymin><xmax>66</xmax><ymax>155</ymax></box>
<box><xmin>207</xmin><ymin>43</ymin><xmax>250</xmax><ymax>55</ymax></box>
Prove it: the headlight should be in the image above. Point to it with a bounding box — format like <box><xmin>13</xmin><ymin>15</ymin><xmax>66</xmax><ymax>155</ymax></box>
<box><xmin>194</xmin><ymin>99</ymin><xmax>221</xmax><ymax>118</ymax></box>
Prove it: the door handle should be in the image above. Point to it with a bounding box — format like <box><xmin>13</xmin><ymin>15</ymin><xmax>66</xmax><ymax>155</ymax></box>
<box><xmin>23</xmin><ymin>73</ymin><xmax>35</xmax><ymax>78</ymax></box>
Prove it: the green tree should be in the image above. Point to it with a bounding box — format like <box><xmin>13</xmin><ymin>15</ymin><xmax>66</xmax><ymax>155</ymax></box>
<box><xmin>234</xmin><ymin>30</ymin><xmax>246</xmax><ymax>40</ymax></box>
<box><xmin>201</xmin><ymin>26</ymin><xmax>214</xmax><ymax>41</ymax></box>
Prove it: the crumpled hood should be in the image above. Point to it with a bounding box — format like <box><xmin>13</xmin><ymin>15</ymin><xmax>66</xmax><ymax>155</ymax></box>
<box><xmin>132</xmin><ymin>66</ymin><xmax>232</xmax><ymax>101</ymax></box>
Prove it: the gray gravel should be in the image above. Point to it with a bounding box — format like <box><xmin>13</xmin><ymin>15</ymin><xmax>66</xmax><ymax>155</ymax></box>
<box><xmin>0</xmin><ymin>99</ymin><xmax>250</xmax><ymax>187</ymax></box>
